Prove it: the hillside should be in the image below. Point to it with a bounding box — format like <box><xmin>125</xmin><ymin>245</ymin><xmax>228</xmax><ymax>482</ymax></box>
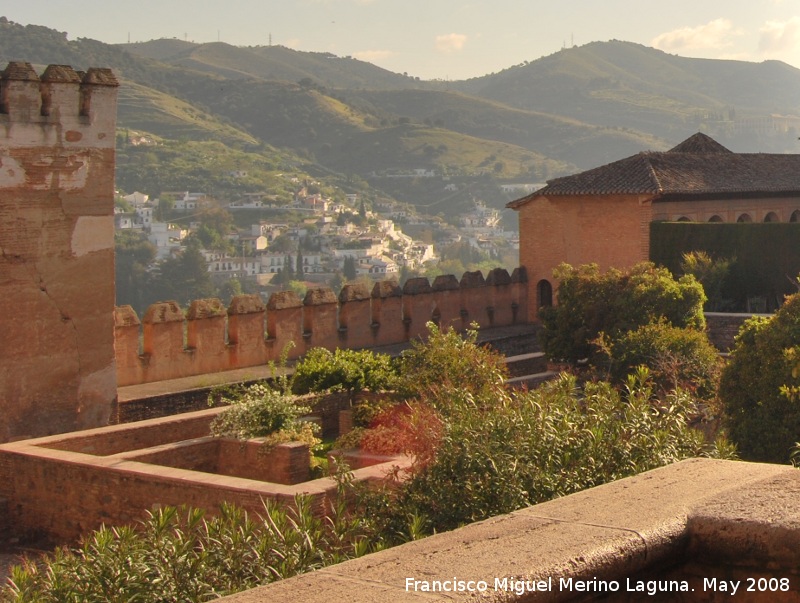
<box><xmin>5</xmin><ymin>17</ymin><xmax>800</xmax><ymax>217</ymax></box>
<box><xmin>455</xmin><ymin>41</ymin><xmax>800</xmax><ymax>151</ymax></box>
<box><xmin>121</xmin><ymin>39</ymin><xmax>426</xmax><ymax>90</ymax></box>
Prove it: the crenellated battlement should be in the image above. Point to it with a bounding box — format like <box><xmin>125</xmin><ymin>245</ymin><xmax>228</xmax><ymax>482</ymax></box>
<box><xmin>115</xmin><ymin>268</ymin><xmax>528</xmax><ymax>386</ymax></box>
<box><xmin>0</xmin><ymin>62</ymin><xmax>118</xmax><ymax>148</ymax></box>
<box><xmin>0</xmin><ymin>62</ymin><xmax>119</xmax><ymax>442</ymax></box>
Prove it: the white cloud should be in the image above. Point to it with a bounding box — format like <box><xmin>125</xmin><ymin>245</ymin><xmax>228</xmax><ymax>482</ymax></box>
<box><xmin>759</xmin><ymin>17</ymin><xmax>800</xmax><ymax>55</ymax></box>
<box><xmin>353</xmin><ymin>49</ymin><xmax>393</xmax><ymax>62</ymax></box>
<box><xmin>435</xmin><ymin>33</ymin><xmax>467</xmax><ymax>54</ymax></box>
<box><xmin>651</xmin><ymin>18</ymin><xmax>743</xmax><ymax>52</ymax></box>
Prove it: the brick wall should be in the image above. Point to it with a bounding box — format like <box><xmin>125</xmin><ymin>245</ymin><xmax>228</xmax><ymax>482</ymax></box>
<box><xmin>0</xmin><ymin>62</ymin><xmax>119</xmax><ymax>441</ymax></box>
<box><xmin>115</xmin><ymin>268</ymin><xmax>529</xmax><ymax>386</ymax></box>
<box><xmin>0</xmin><ymin>406</ymin><xmax>410</xmax><ymax>544</ymax></box>
<box><xmin>516</xmin><ymin>194</ymin><xmax>650</xmax><ymax>322</ymax></box>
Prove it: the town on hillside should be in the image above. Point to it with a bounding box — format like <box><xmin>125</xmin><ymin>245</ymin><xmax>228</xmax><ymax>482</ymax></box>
<box><xmin>113</xmin><ymin>176</ymin><xmax>523</xmax><ymax>312</ymax></box>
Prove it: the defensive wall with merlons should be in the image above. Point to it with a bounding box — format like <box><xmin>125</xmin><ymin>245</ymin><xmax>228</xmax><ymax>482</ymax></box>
<box><xmin>0</xmin><ymin>61</ymin><xmax>119</xmax><ymax>442</ymax></box>
<box><xmin>115</xmin><ymin>268</ymin><xmax>529</xmax><ymax>386</ymax></box>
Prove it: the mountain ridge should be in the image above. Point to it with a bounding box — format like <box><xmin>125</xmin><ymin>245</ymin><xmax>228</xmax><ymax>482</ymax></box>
<box><xmin>3</xmin><ymin>17</ymin><xmax>800</xmax><ymax>217</ymax></box>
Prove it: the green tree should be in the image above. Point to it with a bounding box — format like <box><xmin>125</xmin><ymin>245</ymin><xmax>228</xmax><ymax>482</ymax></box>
<box><xmin>540</xmin><ymin>262</ymin><xmax>706</xmax><ymax>364</ymax></box>
<box><xmin>343</xmin><ymin>256</ymin><xmax>358</xmax><ymax>281</ymax></box>
<box><xmin>720</xmin><ymin>293</ymin><xmax>800</xmax><ymax>462</ymax></box>
<box><xmin>680</xmin><ymin>251</ymin><xmax>734</xmax><ymax>311</ymax></box>
<box><xmin>219</xmin><ymin>278</ymin><xmax>243</xmax><ymax>303</ymax></box>
<box><xmin>156</xmin><ymin>242</ymin><xmax>217</xmax><ymax>305</ymax></box>
<box><xmin>115</xmin><ymin>231</ymin><xmax>157</xmax><ymax>314</ymax></box>
<box><xmin>598</xmin><ymin>320</ymin><xmax>721</xmax><ymax>401</ymax></box>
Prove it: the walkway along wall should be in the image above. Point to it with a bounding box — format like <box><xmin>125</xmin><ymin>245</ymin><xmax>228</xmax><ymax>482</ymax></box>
<box><xmin>115</xmin><ymin>268</ymin><xmax>528</xmax><ymax>387</ymax></box>
<box><xmin>0</xmin><ymin>62</ymin><xmax>119</xmax><ymax>441</ymax></box>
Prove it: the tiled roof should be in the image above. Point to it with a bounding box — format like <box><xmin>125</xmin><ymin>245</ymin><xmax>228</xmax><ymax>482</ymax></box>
<box><xmin>507</xmin><ymin>133</ymin><xmax>800</xmax><ymax>208</ymax></box>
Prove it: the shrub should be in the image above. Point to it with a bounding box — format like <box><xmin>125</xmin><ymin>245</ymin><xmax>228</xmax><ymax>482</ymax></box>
<box><xmin>364</xmin><ymin>369</ymin><xmax>729</xmax><ymax>533</ymax></box>
<box><xmin>395</xmin><ymin>322</ymin><xmax>508</xmax><ymax>404</ymax></box>
<box><xmin>2</xmin><ymin>497</ymin><xmax>383</xmax><ymax>602</ymax></box>
<box><xmin>597</xmin><ymin>320</ymin><xmax>722</xmax><ymax>402</ymax></box>
<box><xmin>680</xmin><ymin>250</ymin><xmax>734</xmax><ymax>311</ymax></box>
<box><xmin>540</xmin><ymin>262</ymin><xmax>706</xmax><ymax>364</ymax></box>
<box><xmin>291</xmin><ymin>348</ymin><xmax>398</xmax><ymax>395</ymax></box>
<box><xmin>720</xmin><ymin>293</ymin><xmax>800</xmax><ymax>462</ymax></box>
<box><xmin>210</xmin><ymin>383</ymin><xmax>320</xmax><ymax>450</ymax></box>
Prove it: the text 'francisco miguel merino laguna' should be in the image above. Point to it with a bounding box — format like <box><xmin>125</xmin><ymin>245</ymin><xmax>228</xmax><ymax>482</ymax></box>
<box><xmin>404</xmin><ymin>576</ymin><xmax>695</xmax><ymax>596</ymax></box>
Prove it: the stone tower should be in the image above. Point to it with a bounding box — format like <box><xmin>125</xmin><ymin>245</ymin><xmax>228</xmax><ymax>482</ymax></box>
<box><xmin>0</xmin><ymin>62</ymin><xmax>119</xmax><ymax>441</ymax></box>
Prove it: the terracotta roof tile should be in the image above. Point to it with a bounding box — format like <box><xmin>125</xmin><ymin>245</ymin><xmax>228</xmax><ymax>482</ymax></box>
<box><xmin>507</xmin><ymin>133</ymin><xmax>800</xmax><ymax>209</ymax></box>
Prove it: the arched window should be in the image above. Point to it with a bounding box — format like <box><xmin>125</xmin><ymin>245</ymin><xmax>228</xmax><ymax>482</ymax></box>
<box><xmin>737</xmin><ymin>213</ymin><xmax>752</xmax><ymax>223</ymax></box>
<box><xmin>537</xmin><ymin>279</ymin><xmax>553</xmax><ymax>309</ymax></box>
<box><xmin>708</xmin><ymin>215</ymin><xmax>723</xmax><ymax>223</ymax></box>
<box><xmin>764</xmin><ymin>212</ymin><xmax>780</xmax><ymax>223</ymax></box>
<box><xmin>791</xmin><ymin>210</ymin><xmax>800</xmax><ymax>223</ymax></box>
<box><xmin>676</xmin><ymin>216</ymin><xmax>691</xmax><ymax>222</ymax></box>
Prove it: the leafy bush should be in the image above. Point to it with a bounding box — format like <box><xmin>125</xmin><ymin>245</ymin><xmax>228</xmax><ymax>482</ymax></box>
<box><xmin>2</xmin><ymin>496</ymin><xmax>382</xmax><ymax>603</ymax></box>
<box><xmin>395</xmin><ymin>322</ymin><xmax>508</xmax><ymax>403</ymax></box>
<box><xmin>362</xmin><ymin>368</ymin><xmax>731</xmax><ymax>534</ymax></box>
<box><xmin>720</xmin><ymin>293</ymin><xmax>800</xmax><ymax>462</ymax></box>
<box><xmin>597</xmin><ymin>320</ymin><xmax>722</xmax><ymax>402</ymax></box>
<box><xmin>210</xmin><ymin>384</ymin><xmax>320</xmax><ymax>450</ymax></box>
<box><xmin>680</xmin><ymin>250</ymin><xmax>734</xmax><ymax>312</ymax></box>
<box><xmin>291</xmin><ymin>348</ymin><xmax>398</xmax><ymax>395</ymax></box>
<box><xmin>540</xmin><ymin>262</ymin><xmax>706</xmax><ymax>364</ymax></box>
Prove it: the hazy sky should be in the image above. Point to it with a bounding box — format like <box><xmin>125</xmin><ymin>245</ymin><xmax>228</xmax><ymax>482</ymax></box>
<box><xmin>6</xmin><ymin>0</ymin><xmax>800</xmax><ymax>80</ymax></box>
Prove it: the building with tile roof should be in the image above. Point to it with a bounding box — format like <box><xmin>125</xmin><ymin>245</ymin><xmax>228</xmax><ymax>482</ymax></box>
<box><xmin>507</xmin><ymin>133</ymin><xmax>800</xmax><ymax>320</ymax></box>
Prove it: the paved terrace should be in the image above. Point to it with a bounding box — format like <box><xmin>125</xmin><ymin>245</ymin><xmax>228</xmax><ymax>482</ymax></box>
<box><xmin>220</xmin><ymin>458</ymin><xmax>800</xmax><ymax>602</ymax></box>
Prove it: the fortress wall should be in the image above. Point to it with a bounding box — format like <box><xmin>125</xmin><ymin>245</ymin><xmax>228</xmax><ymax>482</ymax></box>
<box><xmin>0</xmin><ymin>62</ymin><xmax>119</xmax><ymax>441</ymax></box>
<box><xmin>116</xmin><ymin>269</ymin><xmax>529</xmax><ymax>386</ymax></box>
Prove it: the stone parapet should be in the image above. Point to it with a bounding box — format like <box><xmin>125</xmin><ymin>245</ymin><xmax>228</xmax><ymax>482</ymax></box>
<box><xmin>217</xmin><ymin>458</ymin><xmax>800</xmax><ymax>603</ymax></box>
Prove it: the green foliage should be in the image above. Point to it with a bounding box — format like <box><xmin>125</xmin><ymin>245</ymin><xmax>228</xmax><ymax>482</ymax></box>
<box><xmin>292</xmin><ymin>348</ymin><xmax>398</xmax><ymax>395</ymax></box>
<box><xmin>597</xmin><ymin>320</ymin><xmax>722</xmax><ymax>401</ymax></box>
<box><xmin>342</xmin><ymin>255</ymin><xmax>358</xmax><ymax>280</ymax></box>
<box><xmin>2</xmin><ymin>497</ymin><xmax>382</xmax><ymax>603</ymax></box>
<box><xmin>395</xmin><ymin>322</ymin><xmax>508</xmax><ymax>403</ymax></box>
<box><xmin>210</xmin><ymin>384</ymin><xmax>320</xmax><ymax>450</ymax></box>
<box><xmin>680</xmin><ymin>251</ymin><xmax>734</xmax><ymax>311</ymax></box>
<box><xmin>114</xmin><ymin>230</ymin><xmax>157</xmax><ymax>313</ymax></box>
<box><xmin>362</xmin><ymin>369</ymin><xmax>726</xmax><ymax>534</ymax></box>
<box><xmin>720</xmin><ymin>294</ymin><xmax>800</xmax><ymax>462</ymax></box>
<box><xmin>155</xmin><ymin>241</ymin><xmax>218</xmax><ymax>306</ymax></box>
<box><xmin>540</xmin><ymin>262</ymin><xmax>706</xmax><ymax>364</ymax></box>
<box><xmin>651</xmin><ymin>222</ymin><xmax>800</xmax><ymax>311</ymax></box>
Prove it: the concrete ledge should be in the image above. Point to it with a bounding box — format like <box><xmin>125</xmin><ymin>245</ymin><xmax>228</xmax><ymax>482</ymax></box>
<box><xmin>218</xmin><ymin>459</ymin><xmax>798</xmax><ymax>602</ymax></box>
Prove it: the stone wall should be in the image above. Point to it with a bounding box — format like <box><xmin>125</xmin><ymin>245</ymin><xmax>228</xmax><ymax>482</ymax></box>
<box><xmin>0</xmin><ymin>62</ymin><xmax>119</xmax><ymax>442</ymax></box>
<box><xmin>115</xmin><ymin>268</ymin><xmax>528</xmax><ymax>386</ymax></box>
<box><xmin>705</xmin><ymin>312</ymin><xmax>768</xmax><ymax>352</ymax></box>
